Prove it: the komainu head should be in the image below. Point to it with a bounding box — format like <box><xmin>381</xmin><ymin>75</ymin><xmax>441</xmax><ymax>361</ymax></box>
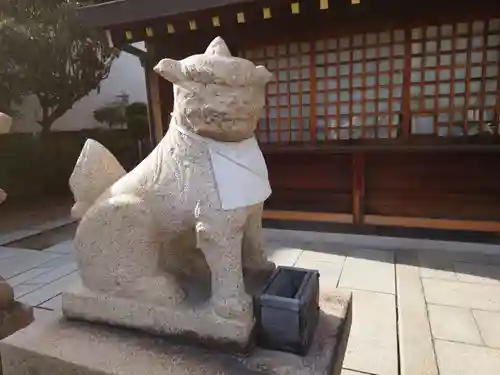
<box><xmin>154</xmin><ymin>37</ymin><xmax>273</xmax><ymax>142</ymax></box>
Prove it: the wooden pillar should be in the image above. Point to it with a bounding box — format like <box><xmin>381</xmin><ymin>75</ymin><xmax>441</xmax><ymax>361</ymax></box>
<box><xmin>352</xmin><ymin>153</ymin><xmax>365</xmax><ymax>226</ymax></box>
<box><xmin>144</xmin><ymin>42</ymin><xmax>164</xmax><ymax>146</ymax></box>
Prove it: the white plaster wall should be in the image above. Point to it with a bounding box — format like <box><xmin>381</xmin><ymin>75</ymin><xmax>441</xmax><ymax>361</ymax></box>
<box><xmin>11</xmin><ymin>43</ymin><xmax>147</xmax><ymax>133</ymax></box>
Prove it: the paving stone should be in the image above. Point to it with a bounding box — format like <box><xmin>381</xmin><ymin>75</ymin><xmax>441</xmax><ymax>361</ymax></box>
<box><xmin>6</xmin><ymin>268</ymin><xmax>53</xmax><ymax>287</ymax></box>
<box><xmin>342</xmin><ymin>290</ymin><xmax>398</xmax><ymax>375</ymax></box>
<box><xmin>0</xmin><ymin>247</ymin><xmax>34</xmax><ymax>261</ymax></box>
<box><xmin>33</xmin><ymin>217</ymin><xmax>74</xmax><ymax>233</ymax></box>
<box><xmin>26</xmin><ymin>263</ymin><xmax>77</xmax><ymax>284</ymax></box>
<box><xmin>299</xmin><ymin>241</ymin><xmax>354</xmax><ymax>255</ymax></box>
<box><xmin>294</xmin><ymin>258</ymin><xmax>344</xmax><ymax>292</ymax></box>
<box><xmin>423</xmin><ymin>279</ymin><xmax>500</xmax><ymax>312</ymax></box>
<box><xmin>472</xmin><ymin>310</ymin><xmax>500</xmax><ymax>349</ymax></box>
<box><xmin>425</xmin><ymin>249</ymin><xmax>489</xmax><ymax>265</ymax></box>
<box><xmin>339</xmin><ymin>249</ymin><xmax>395</xmax><ymax>294</ymax></box>
<box><xmin>396</xmin><ymin>252</ymin><xmax>438</xmax><ymax>375</ymax></box>
<box><xmin>39</xmin><ymin>294</ymin><xmax>62</xmax><ymax>311</ymax></box>
<box><xmin>35</xmin><ymin>255</ymin><xmax>74</xmax><ymax>269</ymax></box>
<box><xmin>340</xmin><ymin>370</ymin><xmax>374</xmax><ymax>375</ymax></box>
<box><xmin>265</xmin><ymin>245</ymin><xmax>302</xmax><ymax>267</ymax></box>
<box><xmin>33</xmin><ymin>307</ymin><xmax>62</xmax><ymax>322</ymax></box>
<box><xmin>0</xmin><ymin>229</ymin><xmax>42</xmax><ymax>247</ymax></box>
<box><xmin>0</xmin><ymin>248</ymin><xmax>41</xmax><ymax>259</ymax></box>
<box><xmin>418</xmin><ymin>253</ymin><xmax>457</xmax><ymax>281</ymax></box>
<box><xmin>18</xmin><ymin>272</ymin><xmax>79</xmax><ymax>307</ymax></box>
<box><xmin>14</xmin><ymin>283</ymin><xmax>45</xmax><ymax>298</ymax></box>
<box><xmin>428</xmin><ymin>304</ymin><xmax>482</xmax><ymax>345</ymax></box>
<box><xmin>43</xmin><ymin>241</ymin><xmax>74</xmax><ymax>254</ymax></box>
<box><xmin>0</xmin><ymin>252</ymin><xmax>63</xmax><ymax>279</ymax></box>
<box><xmin>453</xmin><ymin>262</ymin><xmax>500</xmax><ymax>285</ymax></box>
<box><xmin>295</xmin><ymin>250</ymin><xmax>345</xmax><ymax>265</ymax></box>
<box><xmin>435</xmin><ymin>339</ymin><xmax>500</xmax><ymax>375</ymax></box>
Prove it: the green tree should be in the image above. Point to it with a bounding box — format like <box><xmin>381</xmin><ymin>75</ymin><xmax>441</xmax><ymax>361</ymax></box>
<box><xmin>0</xmin><ymin>0</ymin><xmax>117</xmax><ymax>131</ymax></box>
<box><xmin>125</xmin><ymin>102</ymin><xmax>149</xmax><ymax>160</ymax></box>
<box><xmin>93</xmin><ymin>92</ymin><xmax>129</xmax><ymax>129</ymax></box>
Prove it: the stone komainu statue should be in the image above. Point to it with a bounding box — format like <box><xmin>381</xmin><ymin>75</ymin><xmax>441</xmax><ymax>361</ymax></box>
<box><xmin>63</xmin><ymin>37</ymin><xmax>275</xmax><ymax>345</ymax></box>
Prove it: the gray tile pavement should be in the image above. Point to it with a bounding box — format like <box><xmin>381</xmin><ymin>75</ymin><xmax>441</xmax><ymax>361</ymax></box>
<box><xmin>3</xmin><ymin>223</ymin><xmax>500</xmax><ymax>375</ymax></box>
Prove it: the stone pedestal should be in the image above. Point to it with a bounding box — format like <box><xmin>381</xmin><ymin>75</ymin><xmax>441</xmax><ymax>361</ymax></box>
<box><xmin>0</xmin><ymin>277</ymin><xmax>34</xmax><ymax>375</ymax></box>
<box><xmin>62</xmin><ymin>281</ymin><xmax>255</xmax><ymax>352</ymax></box>
<box><xmin>0</xmin><ymin>277</ymin><xmax>33</xmax><ymax>340</ymax></box>
<box><xmin>0</xmin><ymin>302</ymin><xmax>33</xmax><ymax>341</ymax></box>
<box><xmin>1</xmin><ymin>291</ymin><xmax>351</xmax><ymax>375</ymax></box>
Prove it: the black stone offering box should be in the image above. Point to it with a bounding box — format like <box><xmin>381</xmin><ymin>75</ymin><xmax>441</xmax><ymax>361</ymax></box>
<box><xmin>255</xmin><ymin>266</ymin><xmax>320</xmax><ymax>356</ymax></box>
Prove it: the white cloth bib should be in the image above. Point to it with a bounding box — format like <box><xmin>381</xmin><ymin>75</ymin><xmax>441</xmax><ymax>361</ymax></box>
<box><xmin>174</xmin><ymin>125</ymin><xmax>272</xmax><ymax>210</ymax></box>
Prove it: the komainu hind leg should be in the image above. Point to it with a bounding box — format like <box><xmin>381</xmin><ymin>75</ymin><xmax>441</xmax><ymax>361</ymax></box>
<box><xmin>74</xmin><ymin>194</ymin><xmax>185</xmax><ymax>306</ymax></box>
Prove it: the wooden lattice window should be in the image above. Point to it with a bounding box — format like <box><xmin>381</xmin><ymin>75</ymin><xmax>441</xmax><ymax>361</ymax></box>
<box><xmin>241</xmin><ymin>42</ymin><xmax>312</xmax><ymax>142</ymax></box>
<box><xmin>314</xmin><ymin>30</ymin><xmax>405</xmax><ymax>140</ymax></box>
<box><xmin>410</xmin><ymin>19</ymin><xmax>500</xmax><ymax>136</ymax></box>
<box><xmin>241</xmin><ymin>17</ymin><xmax>500</xmax><ymax>144</ymax></box>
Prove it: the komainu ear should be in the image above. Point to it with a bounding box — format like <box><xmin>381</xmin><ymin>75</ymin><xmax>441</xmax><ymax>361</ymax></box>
<box><xmin>154</xmin><ymin>58</ymin><xmax>184</xmax><ymax>84</ymax></box>
<box><xmin>253</xmin><ymin>65</ymin><xmax>274</xmax><ymax>85</ymax></box>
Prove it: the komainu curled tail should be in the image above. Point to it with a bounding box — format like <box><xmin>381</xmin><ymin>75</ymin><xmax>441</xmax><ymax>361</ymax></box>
<box><xmin>69</xmin><ymin>139</ymin><xmax>126</xmax><ymax>219</ymax></box>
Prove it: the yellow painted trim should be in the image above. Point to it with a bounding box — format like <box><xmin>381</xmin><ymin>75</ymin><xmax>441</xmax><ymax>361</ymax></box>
<box><xmin>212</xmin><ymin>16</ymin><xmax>220</xmax><ymax>27</ymax></box>
<box><xmin>145</xmin><ymin>27</ymin><xmax>154</xmax><ymax>37</ymax></box>
<box><xmin>320</xmin><ymin>0</ymin><xmax>329</xmax><ymax>10</ymax></box>
<box><xmin>167</xmin><ymin>24</ymin><xmax>175</xmax><ymax>34</ymax></box>
<box><xmin>189</xmin><ymin>20</ymin><xmax>197</xmax><ymax>30</ymax></box>
<box><xmin>263</xmin><ymin>7</ymin><xmax>272</xmax><ymax>19</ymax></box>
<box><xmin>237</xmin><ymin>12</ymin><xmax>245</xmax><ymax>23</ymax></box>
<box><xmin>291</xmin><ymin>2</ymin><xmax>300</xmax><ymax>14</ymax></box>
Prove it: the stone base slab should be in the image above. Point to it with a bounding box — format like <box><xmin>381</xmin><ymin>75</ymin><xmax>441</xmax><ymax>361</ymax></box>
<box><xmin>1</xmin><ymin>290</ymin><xmax>351</xmax><ymax>375</ymax></box>
<box><xmin>62</xmin><ymin>282</ymin><xmax>254</xmax><ymax>352</ymax></box>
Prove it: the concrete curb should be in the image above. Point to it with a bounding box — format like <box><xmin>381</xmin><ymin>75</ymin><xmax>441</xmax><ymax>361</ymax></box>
<box><xmin>0</xmin><ymin>217</ymin><xmax>76</xmax><ymax>247</ymax></box>
<box><xmin>264</xmin><ymin>229</ymin><xmax>500</xmax><ymax>256</ymax></box>
<box><xmin>396</xmin><ymin>252</ymin><xmax>438</xmax><ymax>375</ymax></box>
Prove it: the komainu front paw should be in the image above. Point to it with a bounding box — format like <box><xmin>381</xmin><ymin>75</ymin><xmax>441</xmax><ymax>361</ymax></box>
<box><xmin>212</xmin><ymin>293</ymin><xmax>253</xmax><ymax>322</ymax></box>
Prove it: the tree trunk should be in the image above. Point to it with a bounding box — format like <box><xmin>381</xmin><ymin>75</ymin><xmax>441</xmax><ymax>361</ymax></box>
<box><xmin>40</xmin><ymin>123</ymin><xmax>52</xmax><ymax>135</ymax></box>
<box><xmin>39</xmin><ymin>105</ymin><xmax>52</xmax><ymax>134</ymax></box>
<box><xmin>137</xmin><ymin>139</ymin><xmax>143</xmax><ymax>161</ymax></box>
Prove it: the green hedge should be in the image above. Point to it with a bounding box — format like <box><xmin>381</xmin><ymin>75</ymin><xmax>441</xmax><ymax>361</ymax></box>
<box><xmin>0</xmin><ymin>129</ymin><xmax>146</xmax><ymax>201</ymax></box>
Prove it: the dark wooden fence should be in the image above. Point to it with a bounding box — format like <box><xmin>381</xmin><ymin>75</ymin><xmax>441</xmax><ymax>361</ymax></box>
<box><xmin>0</xmin><ymin>129</ymin><xmax>148</xmax><ymax>201</ymax></box>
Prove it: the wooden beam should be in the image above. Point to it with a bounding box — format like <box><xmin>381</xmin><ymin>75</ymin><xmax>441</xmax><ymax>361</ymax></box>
<box><xmin>364</xmin><ymin>215</ymin><xmax>500</xmax><ymax>232</ymax></box>
<box><xmin>260</xmin><ymin>141</ymin><xmax>500</xmax><ymax>154</ymax></box>
<box><xmin>77</xmin><ymin>0</ymin><xmax>262</xmax><ymax>29</ymax></box>
<box><xmin>263</xmin><ymin>210</ymin><xmax>500</xmax><ymax>233</ymax></box>
<box><xmin>263</xmin><ymin>210</ymin><xmax>353</xmax><ymax>224</ymax></box>
<box><xmin>122</xmin><ymin>43</ymin><xmax>147</xmax><ymax>59</ymax></box>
